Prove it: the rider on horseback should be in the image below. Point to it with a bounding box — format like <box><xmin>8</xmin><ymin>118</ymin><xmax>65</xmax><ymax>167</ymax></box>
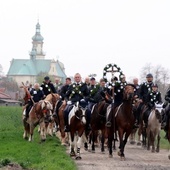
<box><xmin>136</xmin><ymin>73</ymin><xmax>154</xmax><ymax>127</ymax></box>
<box><xmin>63</xmin><ymin>73</ymin><xmax>90</xmax><ymax>132</ymax></box>
<box><xmin>24</xmin><ymin>83</ymin><xmax>45</xmax><ymax>119</ymax></box>
<box><xmin>162</xmin><ymin>87</ymin><xmax>170</xmax><ymax>139</ymax></box>
<box><xmin>142</xmin><ymin>83</ymin><xmax>162</xmax><ymax>128</ymax></box>
<box><xmin>105</xmin><ymin>75</ymin><xmax>127</xmax><ymax>127</ymax></box>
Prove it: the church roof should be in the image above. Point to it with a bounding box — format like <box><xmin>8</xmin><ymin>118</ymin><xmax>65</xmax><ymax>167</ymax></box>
<box><xmin>7</xmin><ymin>59</ymin><xmax>66</xmax><ymax>78</ymax></box>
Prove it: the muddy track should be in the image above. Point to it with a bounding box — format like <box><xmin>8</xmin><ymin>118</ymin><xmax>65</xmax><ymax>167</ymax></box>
<box><xmin>67</xmin><ymin>141</ymin><xmax>170</xmax><ymax>170</ymax></box>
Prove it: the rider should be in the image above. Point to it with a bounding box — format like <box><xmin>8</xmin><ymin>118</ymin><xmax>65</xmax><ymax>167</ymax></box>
<box><xmin>136</xmin><ymin>73</ymin><xmax>154</xmax><ymax>127</ymax></box>
<box><xmin>143</xmin><ymin>83</ymin><xmax>162</xmax><ymax>128</ymax></box>
<box><xmin>41</xmin><ymin>76</ymin><xmax>57</xmax><ymax>97</ymax></box>
<box><xmin>63</xmin><ymin>73</ymin><xmax>90</xmax><ymax>132</ymax></box>
<box><xmin>24</xmin><ymin>83</ymin><xmax>45</xmax><ymax>119</ymax></box>
<box><xmin>52</xmin><ymin>77</ymin><xmax>72</xmax><ymax>117</ymax></box>
<box><xmin>162</xmin><ymin>87</ymin><xmax>170</xmax><ymax>139</ymax></box>
<box><xmin>105</xmin><ymin>74</ymin><xmax>127</xmax><ymax>127</ymax></box>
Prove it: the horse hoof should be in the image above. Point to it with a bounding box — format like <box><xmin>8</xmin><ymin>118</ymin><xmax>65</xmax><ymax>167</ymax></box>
<box><xmin>168</xmin><ymin>155</ymin><xmax>170</xmax><ymax>160</ymax></box>
<box><xmin>137</xmin><ymin>142</ymin><xmax>141</xmax><ymax>146</ymax></box>
<box><xmin>121</xmin><ymin>157</ymin><xmax>125</xmax><ymax>161</ymax></box>
<box><xmin>130</xmin><ymin>141</ymin><xmax>135</xmax><ymax>145</ymax></box>
<box><xmin>84</xmin><ymin>147</ymin><xmax>88</xmax><ymax>151</ymax></box>
<box><xmin>91</xmin><ymin>150</ymin><xmax>95</xmax><ymax>153</ymax></box>
<box><xmin>70</xmin><ymin>152</ymin><xmax>76</xmax><ymax>157</ymax></box>
<box><xmin>61</xmin><ymin>142</ymin><xmax>67</xmax><ymax>146</ymax></box>
<box><xmin>109</xmin><ymin>154</ymin><xmax>113</xmax><ymax>158</ymax></box>
<box><xmin>41</xmin><ymin>139</ymin><xmax>46</xmax><ymax>142</ymax></box>
<box><xmin>75</xmin><ymin>156</ymin><xmax>82</xmax><ymax>160</ymax></box>
<box><xmin>117</xmin><ymin>151</ymin><xmax>121</xmax><ymax>156</ymax></box>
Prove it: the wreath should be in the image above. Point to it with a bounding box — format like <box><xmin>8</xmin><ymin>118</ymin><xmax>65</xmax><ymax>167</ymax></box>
<box><xmin>103</xmin><ymin>63</ymin><xmax>124</xmax><ymax>83</ymax></box>
<box><xmin>70</xmin><ymin>83</ymin><xmax>83</xmax><ymax>98</ymax></box>
<box><xmin>89</xmin><ymin>83</ymin><xmax>100</xmax><ymax>96</ymax></box>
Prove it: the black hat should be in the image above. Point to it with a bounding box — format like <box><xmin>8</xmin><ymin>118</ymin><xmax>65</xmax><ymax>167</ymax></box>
<box><xmin>90</xmin><ymin>77</ymin><xmax>95</xmax><ymax>81</ymax></box>
<box><xmin>111</xmin><ymin>76</ymin><xmax>118</xmax><ymax>81</ymax></box>
<box><xmin>146</xmin><ymin>73</ymin><xmax>153</xmax><ymax>78</ymax></box>
<box><xmin>152</xmin><ymin>83</ymin><xmax>158</xmax><ymax>88</ymax></box>
<box><xmin>44</xmin><ymin>76</ymin><xmax>50</xmax><ymax>80</ymax></box>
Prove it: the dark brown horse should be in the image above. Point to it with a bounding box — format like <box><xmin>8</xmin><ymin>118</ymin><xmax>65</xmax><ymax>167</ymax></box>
<box><xmin>88</xmin><ymin>91</ymin><xmax>112</xmax><ymax>153</ymax></box>
<box><xmin>107</xmin><ymin>84</ymin><xmax>135</xmax><ymax>160</ymax></box>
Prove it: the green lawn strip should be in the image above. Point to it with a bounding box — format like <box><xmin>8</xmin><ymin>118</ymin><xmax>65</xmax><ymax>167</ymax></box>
<box><xmin>0</xmin><ymin>106</ymin><xmax>77</xmax><ymax>170</ymax></box>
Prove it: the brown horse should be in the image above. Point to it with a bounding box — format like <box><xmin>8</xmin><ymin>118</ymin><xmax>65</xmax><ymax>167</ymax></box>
<box><xmin>88</xmin><ymin>91</ymin><xmax>112</xmax><ymax>153</ymax></box>
<box><xmin>107</xmin><ymin>84</ymin><xmax>135</xmax><ymax>160</ymax></box>
<box><xmin>69</xmin><ymin>101</ymin><xmax>87</xmax><ymax>159</ymax></box>
<box><xmin>23</xmin><ymin>100</ymin><xmax>53</xmax><ymax>142</ymax></box>
<box><xmin>53</xmin><ymin>99</ymin><xmax>68</xmax><ymax>145</ymax></box>
<box><xmin>43</xmin><ymin>93</ymin><xmax>61</xmax><ymax>136</ymax></box>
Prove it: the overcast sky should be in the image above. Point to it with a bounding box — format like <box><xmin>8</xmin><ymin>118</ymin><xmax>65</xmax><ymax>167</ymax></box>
<box><xmin>1</xmin><ymin>0</ymin><xmax>170</xmax><ymax>82</ymax></box>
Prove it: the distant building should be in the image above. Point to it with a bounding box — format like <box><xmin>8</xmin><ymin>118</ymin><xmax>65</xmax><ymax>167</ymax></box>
<box><xmin>7</xmin><ymin>22</ymin><xmax>67</xmax><ymax>86</ymax></box>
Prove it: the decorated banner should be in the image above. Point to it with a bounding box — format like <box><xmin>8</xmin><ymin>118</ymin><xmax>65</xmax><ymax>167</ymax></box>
<box><xmin>103</xmin><ymin>63</ymin><xmax>124</xmax><ymax>83</ymax></box>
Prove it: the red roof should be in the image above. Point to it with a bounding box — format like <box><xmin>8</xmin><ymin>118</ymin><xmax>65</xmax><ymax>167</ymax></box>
<box><xmin>0</xmin><ymin>91</ymin><xmax>11</xmax><ymax>99</ymax></box>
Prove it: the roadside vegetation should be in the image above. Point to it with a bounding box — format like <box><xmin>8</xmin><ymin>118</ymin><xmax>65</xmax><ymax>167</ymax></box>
<box><xmin>0</xmin><ymin>106</ymin><xmax>77</xmax><ymax>170</ymax></box>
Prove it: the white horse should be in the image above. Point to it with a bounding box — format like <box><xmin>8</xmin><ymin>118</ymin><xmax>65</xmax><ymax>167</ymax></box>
<box><xmin>147</xmin><ymin>103</ymin><xmax>164</xmax><ymax>152</ymax></box>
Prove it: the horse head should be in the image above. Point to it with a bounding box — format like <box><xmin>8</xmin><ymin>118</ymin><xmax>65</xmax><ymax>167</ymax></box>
<box><xmin>74</xmin><ymin>101</ymin><xmax>87</xmax><ymax>125</ymax></box>
<box><xmin>100</xmin><ymin>91</ymin><xmax>113</xmax><ymax>103</ymax></box>
<box><xmin>154</xmin><ymin>102</ymin><xmax>164</xmax><ymax>122</ymax></box>
<box><xmin>40</xmin><ymin>100</ymin><xmax>53</xmax><ymax>121</ymax></box>
<box><xmin>123</xmin><ymin>84</ymin><xmax>135</xmax><ymax>100</ymax></box>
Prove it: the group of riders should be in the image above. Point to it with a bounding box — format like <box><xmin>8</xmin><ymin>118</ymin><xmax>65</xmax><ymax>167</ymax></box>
<box><xmin>23</xmin><ymin>72</ymin><xmax>170</xmax><ymax>139</ymax></box>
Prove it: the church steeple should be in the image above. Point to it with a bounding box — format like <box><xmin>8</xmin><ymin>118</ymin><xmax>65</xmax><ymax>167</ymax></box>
<box><xmin>30</xmin><ymin>21</ymin><xmax>45</xmax><ymax>59</ymax></box>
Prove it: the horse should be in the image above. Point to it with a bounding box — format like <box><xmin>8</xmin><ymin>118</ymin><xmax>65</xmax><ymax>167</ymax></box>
<box><xmin>107</xmin><ymin>84</ymin><xmax>135</xmax><ymax>160</ymax></box>
<box><xmin>88</xmin><ymin>91</ymin><xmax>112</xmax><ymax>153</ymax></box>
<box><xmin>22</xmin><ymin>100</ymin><xmax>53</xmax><ymax>142</ymax></box>
<box><xmin>68</xmin><ymin>101</ymin><xmax>87</xmax><ymax>159</ymax></box>
<box><xmin>146</xmin><ymin>102</ymin><xmax>163</xmax><ymax>152</ymax></box>
<box><xmin>53</xmin><ymin>99</ymin><xmax>68</xmax><ymax>145</ymax></box>
<box><xmin>43</xmin><ymin>93</ymin><xmax>61</xmax><ymax>136</ymax></box>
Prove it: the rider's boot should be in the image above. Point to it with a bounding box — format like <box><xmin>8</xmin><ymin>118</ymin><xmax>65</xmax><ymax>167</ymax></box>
<box><xmin>64</xmin><ymin>111</ymin><xmax>69</xmax><ymax>132</ymax></box>
<box><xmin>106</xmin><ymin>112</ymin><xmax>112</xmax><ymax>127</ymax></box>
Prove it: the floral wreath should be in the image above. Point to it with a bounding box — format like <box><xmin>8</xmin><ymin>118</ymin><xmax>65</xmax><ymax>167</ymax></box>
<box><xmin>70</xmin><ymin>83</ymin><xmax>83</xmax><ymax>98</ymax></box>
<box><xmin>89</xmin><ymin>83</ymin><xmax>100</xmax><ymax>96</ymax></box>
<box><xmin>103</xmin><ymin>63</ymin><xmax>124</xmax><ymax>83</ymax></box>
<box><xmin>42</xmin><ymin>82</ymin><xmax>52</xmax><ymax>92</ymax></box>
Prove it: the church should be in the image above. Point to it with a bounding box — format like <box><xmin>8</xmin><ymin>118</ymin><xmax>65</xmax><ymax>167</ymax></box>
<box><xmin>7</xmin><ymin>22</ymin><xmax>67</xmax><ymax>86</ymax></box>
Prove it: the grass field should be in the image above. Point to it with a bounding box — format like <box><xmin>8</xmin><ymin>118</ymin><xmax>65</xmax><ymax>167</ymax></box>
<box><xmin>0</xmin><ymin>106</ymin><xmax>77</xmax><ymax>170</ymax></box>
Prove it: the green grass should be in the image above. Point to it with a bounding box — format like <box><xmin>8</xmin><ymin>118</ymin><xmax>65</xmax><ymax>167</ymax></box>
<box><xmin>0</xmin><ymin>106</ymin><xmax>77</xmax><ymax>170</ymax></box>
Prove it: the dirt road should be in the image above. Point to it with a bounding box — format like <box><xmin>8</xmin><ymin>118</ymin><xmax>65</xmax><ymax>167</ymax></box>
<box><xmin>68</xmin><ymin>142</ymin><xmax>170</xmax><ymax>170</ymax></box>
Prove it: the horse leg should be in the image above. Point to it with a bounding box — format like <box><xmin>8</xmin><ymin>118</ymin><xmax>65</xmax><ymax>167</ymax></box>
<box><xmin>75</xmin><ymin>136</ymin><xmax>82</xmax><ymax>160</ymax></box>
<box><xmin>39</xmin><ymin>121</ymin><xmax>46</xmax><ymax>142</ymax></box>
<box><xmin>107</xmin><ymin>128</ymin><xmax>113</xmax><ymax>158</ymax></box>
<box><xmin>91</xmin><ymin>130</ymin><xmax>96</xmax><ymax>153</ymax></box>
<box><xmin>69</xmin><ymin>132</ymin><xmax>76</xmax><ymax>157</ymax></box>
<box><xmin>28</xmin><ymin>123</ymin><xmax>34</xmax><ymax>142</ymax></box>
<box><xmin>117</xmin><ymin>130</ymin><xmax>125</xmax><ymax>160</ymax></box>
<box><xmin>100</xmin><ymin>129</ymin><xmax>105</xmax><ymax>153</ymax></box>
<box><xmin>156</xmin><ymin>133</ymin><xmax>160</xmax><ymax>152</ymax></box>
<box><xmin>137</xmin><ymin>127</ymin><xmax>142</xmax><ymax>146</ymax></box>
<box><xmin>23</xmin><ymin>119</ymin><xmax>29</xmax><ymax>140</ymax></box>
<box><xmin>151</xmin><ymin>132</ymin><xmax>155</xmax><ymax>152</ymax></box>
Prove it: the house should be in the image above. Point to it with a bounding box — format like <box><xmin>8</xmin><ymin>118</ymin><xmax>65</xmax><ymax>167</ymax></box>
<box><xmin>7</xmin><ymin>22</ymin><xmax>67</xmax><ymax>86</ymax></box>
<box><xmin>0</xmin><ymin>88</ymin><xmax>22</xmax><ymax>105</ymax></box>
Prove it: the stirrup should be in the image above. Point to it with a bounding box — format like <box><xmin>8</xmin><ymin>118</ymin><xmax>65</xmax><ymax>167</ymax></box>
<box><xmin>106</xmin><ymin>121</ymin><xmax>111</xmax><ymax>127</ymax></box>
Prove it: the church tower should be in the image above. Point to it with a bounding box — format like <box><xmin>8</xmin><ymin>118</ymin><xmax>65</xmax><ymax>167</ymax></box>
<box><xmin>30</xmin><ymin>22</ymin><xmax>45</xmax><ymax>59</ymax></box>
